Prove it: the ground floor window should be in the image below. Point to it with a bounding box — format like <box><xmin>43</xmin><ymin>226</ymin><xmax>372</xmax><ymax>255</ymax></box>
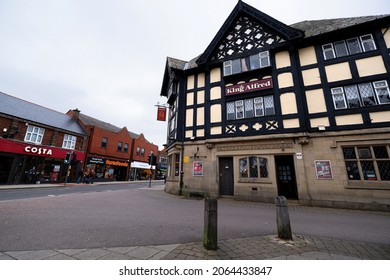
<box><xmin>239</xmin><ymin>156</ymin><xmax>268</xmax><ymax>179</ymax></box>
<box><xmin>168</xmin><ymin>153</ymin><xmax>181</xmax><ymax>177</ymax></box>
<box><xmin>343</xmin><ymin>145</ymin><xmax>390</xmax><ymax>181</ymax></box>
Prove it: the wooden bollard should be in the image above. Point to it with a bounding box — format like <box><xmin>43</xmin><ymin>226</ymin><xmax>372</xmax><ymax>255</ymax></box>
<box><xmin>275</xmin><ymin>196</ymin><xmax>293</xmax><ymax>240</ymax></box>
<box><xmin>203</xmin><ymin>197</ymin><xmax>218</xmax><ymax>250</ymax></box>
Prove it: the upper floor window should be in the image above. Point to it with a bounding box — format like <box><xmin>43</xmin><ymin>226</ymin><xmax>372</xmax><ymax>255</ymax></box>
<box><xmin>24</xmin><ymin>125</ymin><xmax>45</xmax><ymax>144</ymax></box>
<box><xmin>223</xmin><ymin>51</ymin><xmax>270</xmax><ymax>76</ymax></box>
<box><xmin>141</xmin><ymin>148</ymin><xmax>145</xmax><ymax>156</ymax></box>
<box><xmin>62</xmin><ymin>134</ymin><xmax>77</xmax><ymax>149</ymax></box>
<box><xmin>136</xmin><ymin>147</ymin><xmax>140</xmax><ymax>155</ymax></box>
<box><xmin>331</xmin><ymin>80</ymin><xmax>390</xmax><ymax>109</ymax></box>
<box><xmin>101</xmin><ymin>137</ymin><xmax>108</xmax><ymax>148</ymax></box>
<box><xmin>124</xmin><ymin>143</ymin><xmax>129</xmax><ymax>153</ymax></box>
<box><xmin>227</xmin><ymin>95</ymin><xmax>275</xmax><ymax>120</ymax></box>
<box><xmin>322</xmin><ymin>34</ymin><xmax>376</xmax><ymax>60</ymax></box>
<box><xmin>117</xmin><ymin>141</ymin><xmax>123</xmax><ymax>151</ymax></box>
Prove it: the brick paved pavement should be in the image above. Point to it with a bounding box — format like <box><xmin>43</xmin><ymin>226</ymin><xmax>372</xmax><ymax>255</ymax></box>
<box><xmin>1</xmin><ymin>234</ymin><xmax>389</xmax><ymax>260</ymax></box>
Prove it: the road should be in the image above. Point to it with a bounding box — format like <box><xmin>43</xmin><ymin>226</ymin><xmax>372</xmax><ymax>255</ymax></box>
<box><xmin>0</xmin><ymin>182</ymin><xmax>389</xmax><ymax>252</ymax></box>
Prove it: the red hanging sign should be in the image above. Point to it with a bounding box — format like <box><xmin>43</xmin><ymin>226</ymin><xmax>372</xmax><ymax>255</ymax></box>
<box><xmin>157</xmin><ymin>106</ymin><xmax>167</xmax><ymax>121</ymax></box>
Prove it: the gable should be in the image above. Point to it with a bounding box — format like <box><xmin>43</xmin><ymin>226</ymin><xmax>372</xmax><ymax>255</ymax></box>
<box><xmin>196</xmin><ymin>1</ymin><xmax>303</xmax><ymax>65</ymax></box>
<box><xmin>211</xmin><ymin>14</ymin><xmax>286</xmax><ymax>61</ymax></box>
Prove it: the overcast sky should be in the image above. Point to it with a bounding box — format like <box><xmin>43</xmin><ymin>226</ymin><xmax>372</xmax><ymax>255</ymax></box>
<box><xmin>0</xmin><ymin>0</ymin><xmax>388</xmax><ymax>149</ymax></box>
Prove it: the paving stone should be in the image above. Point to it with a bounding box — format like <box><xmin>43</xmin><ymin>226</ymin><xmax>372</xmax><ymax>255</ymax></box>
<box><xmin>72</xmin><ymin>248</ymin><xmax>111</xmax><ymax>260</ymax></box>
<box><xmin>126</xmin><ymin>246</ymin><xmax>160</xmax><ymax>260</ymax></box>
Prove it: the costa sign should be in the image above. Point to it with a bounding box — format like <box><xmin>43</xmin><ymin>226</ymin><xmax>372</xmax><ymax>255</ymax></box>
<box><xmin>24</xmin><ymin>146</ymin><xmax>53</xmax><ymax>155</ymax></box>
<box><xmin>225</xmin><ymin>78</ymin><xmax>273</xmax><ymax>96</ymax></box>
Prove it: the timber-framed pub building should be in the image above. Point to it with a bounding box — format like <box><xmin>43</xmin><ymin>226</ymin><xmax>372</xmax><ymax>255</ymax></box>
<box><xmin>160</xmin><ymin>1</ymin><xmax>390</xmax><ymax>211</ymax></box>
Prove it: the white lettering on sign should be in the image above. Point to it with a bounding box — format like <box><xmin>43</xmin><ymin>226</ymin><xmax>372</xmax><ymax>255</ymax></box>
<box><xmin>225</xmin><ymin>78</ymin><xmax>273</xmax><ymax>96</ymax></box>
<box><xmin>24</xmin><ymin>146</ymin><xmax>53</xmax><ymax>155</ymax></box>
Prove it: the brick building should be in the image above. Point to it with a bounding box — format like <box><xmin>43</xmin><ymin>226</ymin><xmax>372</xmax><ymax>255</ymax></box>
<box><xmin>130</xmin><ymin>133</ymin><xmax>159</xmax><ymax>180</ymax></box>
<box><xmin>0</xmin><ymin>92</ymin><xmax>88</xmax><ymax>184</ymax></box>
<box><xmin>67</xmin><ymin>109</ymin><xmax>159</xmax><ymax>181</ymax></box>
<box><xmin>160</xmin><ymin>1</ymin><xmax>390</xmax><ymax>211</ymax></box>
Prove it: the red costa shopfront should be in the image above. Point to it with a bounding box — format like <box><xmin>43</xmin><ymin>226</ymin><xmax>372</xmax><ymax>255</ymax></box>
<box><xmin>0</xmin><ymin>138</ymin><xmax>85</xmax><ymax>185</ymax></box>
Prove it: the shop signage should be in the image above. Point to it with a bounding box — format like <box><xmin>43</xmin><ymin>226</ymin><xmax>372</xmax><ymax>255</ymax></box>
<box><xmin>88</xmin><ymin>157</ymin><xmax>105</xmax><ymax>164</ymax></box>
<box><xmin>225</xmin><ymin>78</ymin><xmax>273</xmax><ymax>96</ymax></box>
<box><xmin>106</xmin><ymin>159</ymin><xmax>129</xmax><ymax>167</ymax></box>
<box><xmin>24</xmin><ymin>146</ymin><xmax>53</xmax><ymax>155</ymax></box>
<box><xmin>157</xmin><ymin>106</ymin><xmax>167</xmax><ymax>121</ymax></box>
<box><xmin>0</xmin><ymin>138</ymin><xmax>85</xmax><ymax>161</ymax></box>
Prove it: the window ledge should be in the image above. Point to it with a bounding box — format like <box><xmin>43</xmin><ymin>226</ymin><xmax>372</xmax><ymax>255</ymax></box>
<box><xmin>238</xmin><ymin>179</ymin><xmax>272</xmax><ymax>184</ymax></box>
<box><xmin>346</xmin><ymin>181</ymin><xmax>390</xmax><ymax>190</ymax></box>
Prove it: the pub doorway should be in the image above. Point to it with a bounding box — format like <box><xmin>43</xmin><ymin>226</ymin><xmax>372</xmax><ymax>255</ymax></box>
<box><xmin>219</xmin><ymin>157</ymin><xmax>234</xmax><ymax>196</ymax></box>
<box><xmin>275</xmin><ymin>155</ymin><xmax>298</xmax><ymax>199</ymax></box>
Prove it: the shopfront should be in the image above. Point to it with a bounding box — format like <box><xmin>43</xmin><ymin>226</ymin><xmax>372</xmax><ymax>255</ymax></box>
<box><xmin>85</xmin><ymin>156</ymin><xmax>129</xmax><ymax>181</ymax></box>
<box><xmin>0</xmin><ymin>138</ymin><xmax>85</xmax><ymax>185</ymax></box>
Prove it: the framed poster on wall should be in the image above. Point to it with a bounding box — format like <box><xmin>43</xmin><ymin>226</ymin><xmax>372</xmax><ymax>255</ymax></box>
<box><xmin>193</xmin><ymin>161</ymin><xmax>203</xmax><ymax>176</ymax></box>
<box><xmin>315</xmin><ymin>160</ymin><xmax>333</xmax><ymax>179</ymax></box>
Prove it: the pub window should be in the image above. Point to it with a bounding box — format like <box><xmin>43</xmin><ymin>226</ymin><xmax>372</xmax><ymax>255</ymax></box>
<box><xmin>174</xmin><ymin>153</ymin><xmax>180</xmax><ymax>176</ymax></box>
<box><xmin>124</xmin><ymin>143</ymin><xmax>129</xmax><ymax>153</ymax></box>
<box><xmin>117</xmin><ymin>141</ymin><xmax>123</xmax><ymax>151</ymax></box>
<box><xmin>24</xmin><ymin>125</ymin><xmax>45</xmax><ymax>144</ymax></box>
<box><xmin>346</xmin><ymin>37</ymin><xmax>362</xmax><ymax>55</ymax></box>
<box><xmin>334</xmin><ymin>40</ymin><xmax>349</xmax><ymax>57</ymax></box>
<box><xmin>322</xmin><ymin>34</ymin><xmax>376</xmax><ymax>60</ymax></box>
<box><xmin>226</xmin><ymin>95</ymin><xmax>274</xmax><ymax>120</ymax></box>
<box><xmin>101</xmin><ymin>137</ymin><xmax>108</xmax><ymax>148</ymax></box>
<box><xmin>62</xmin><ymin>134</ymin><xmax>77</xmax><ymax>149</ymax></box>
<box><xmin>239</xmin><ymin>157</ymin><xmax>268</xmax><ymax>179</ymax></box>
<box><xmin>235</xmin><ymin>100</ymin><xmax>244</xmax><ymax>119</ymax></box>
<box><xmin>343</xmin><ymin>146</ymin><xmax>390</xmax><ymax>181</ymax></box>
<box><xmin>373</xmin><ymin>80</ymin><xmax>390</xmax><ymax>104</ymax></box>
<box><xmin>331</xmin><ymin>80</ymin><xmax>390</xmax><ymax>110</ymax></box>
<box><xmin>360</xmin><ymin>34</ymin><xmax>376</xmax><ymax>51</ymax></box>
<box><xmin>224</xmin><ymin>51</ymin><xmax>270</xmax><ymax>76</ymax></box>
<box><xmin>322</xmin><ymin>43</ymin><xmax>336</xmax><ymax>60</ymax></box>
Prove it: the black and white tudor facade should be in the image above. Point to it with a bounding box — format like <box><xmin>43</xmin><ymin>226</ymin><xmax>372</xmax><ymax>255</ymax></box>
<box><xmin>160</xmin><ymin>1</ymin><xmax>390</xmax><ymax>211</ymax></box>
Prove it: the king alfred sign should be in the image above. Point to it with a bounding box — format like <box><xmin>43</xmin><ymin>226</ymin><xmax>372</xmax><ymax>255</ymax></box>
<box><xmin>225</xmin><ymin>78</ymin><xmax>273</xmax><ymax>96</ymax></box>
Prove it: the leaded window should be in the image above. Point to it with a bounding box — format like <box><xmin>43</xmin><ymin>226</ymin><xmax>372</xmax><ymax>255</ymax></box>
<box><xmin>239</xmin><ymin>157</ymin><xmax>268</xmax><ymax>179</ymax></box>
<box><xmin>343</xmin><ymin>146</ymin><xmax>390</xmax><ymax>182</ymax></box>
<box><xmin>331</xmin><ymin>80</ymin><xmax>390</xmax><ymax>109</ymax></box>
<box><xmin>226</xmin><ymin>95</ymin><xmax>274</xmax><ymax>120</ymax></box>
<box><xmin>322</xmin><ymin>34</ymin><xmax>376</xmax><ymax>60</ymax></box>
<box><xmin>373</xmin><ymin>81</ymin><xmax>390</xmax><ymax>104</ymax></box>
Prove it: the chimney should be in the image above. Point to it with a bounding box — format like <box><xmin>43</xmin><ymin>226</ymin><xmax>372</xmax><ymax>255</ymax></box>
<box><xmin>71</xmin><ymin>108</ymin><xmax>80</xmax><ymax>120</ymax></box>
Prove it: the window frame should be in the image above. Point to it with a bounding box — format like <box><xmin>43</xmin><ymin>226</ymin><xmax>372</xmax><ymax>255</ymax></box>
<box><xmin>226</xmin><ymin>95</ymin><xmax>274</xmax><ymax>120</ymax></box>
<box><xmin>331</xmin><ymin>80</ymin><xmax>390</xmax><ymax>110</ymax></box>
<box><xmin>343</xmin><ymin>145</ymin><xmax>390</xmax><ymax>182</ymax></box>
<box><xmin>117</xmin><ymin>141</ymin><xmax>123</xmax><ymax>152</ymax></box>
<box><xmin>322</xmin><ymin>33</ymin><xmax>376</xmax><ymax>60</ymax></box>
<box><xmin>239</xmin><ymin>156</ymin><xmax>269</xmax><ymax>181</ymax></box>
<box><xmin>223</xmin><ymin>51</ymin><xmax>270</xmax><ymax>76</ymax></box>
<box><xmin>62</xmin><ymin>134</ymin><xmax>77</xmax><ymax>149</ymax></box>
<box><xmin>24</xmin><ymin>125</ymin><xmax>45</xmax><ymax>144</ymax></box>
<box><xmin>101</xmin><ymin>137</ymin><xmax>108</xmax><ymax>148</ymax></box>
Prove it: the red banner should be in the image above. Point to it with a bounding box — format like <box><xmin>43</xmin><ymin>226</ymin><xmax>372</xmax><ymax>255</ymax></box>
<box><xmin>157</xmin><ymin>107</ymin><xmax>167</xmax><ymax>121</ymax></box>
<box><xmin>225</xmin><ymin>78</ymin><xmax>273</xmax><ymax>96</ymax></box>
<box><xmin>0</xmin><ymin>138</ymin><xmax>85</xmax><ymax>161</ymax></box>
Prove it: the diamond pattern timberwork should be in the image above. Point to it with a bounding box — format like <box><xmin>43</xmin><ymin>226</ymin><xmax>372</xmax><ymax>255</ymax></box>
<box><xmin>211</xmin><ymin>16</ymin><xmax>285</xmax><ymax>61</ymax></box>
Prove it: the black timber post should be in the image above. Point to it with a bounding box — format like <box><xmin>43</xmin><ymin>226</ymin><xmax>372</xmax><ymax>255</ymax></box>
<box><xmin>203</xmin><ymin>197</ymin><xmax>218</xmax><ymax>250</ymax></box>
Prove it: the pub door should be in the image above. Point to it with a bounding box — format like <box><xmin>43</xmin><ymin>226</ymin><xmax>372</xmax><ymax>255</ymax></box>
<box><xmin>275</xmin><ymin>155</ymin><xmax>298</xmax><ymax>199</ymax></box>
<box><xmin>219</xmin><ymin>157</ymin><xmax>234</xmax><ymax>196</ymax></box>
